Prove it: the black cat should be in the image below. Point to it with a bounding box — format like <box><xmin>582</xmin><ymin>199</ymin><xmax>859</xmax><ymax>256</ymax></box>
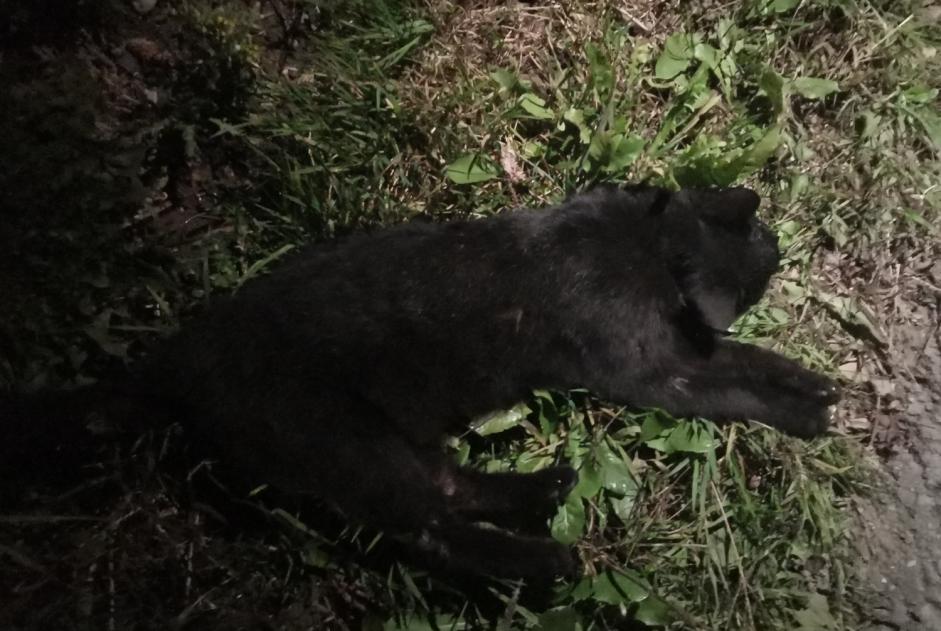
<box><xmin>3</xmin><ymin>185</ymin><xmax>839</xmax><ymax>579</ymax></box>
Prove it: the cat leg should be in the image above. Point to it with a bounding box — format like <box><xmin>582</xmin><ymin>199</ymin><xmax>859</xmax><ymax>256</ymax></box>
<box><xmin>707</xmin><ymin>339</ymin><xmax>840</xmax><ymax>404</ymax></box>
<box><xmin>598</xmin><ymin>340</ymin><xmax>839</xmax><ymax>437</ymax></box>
<box><xmin>411</xmin><ymin>521</ymin><xmax>577</xmax><ymax>580</ymax></box>
<box><xmin>644</xmin><ymin>372</ymin><xmax>834</xmax><ymax>437</ymax></box>
<box><xmin>247</xmin><ymin>393</ymin><xmax>574</xmax><ymax>579</ymax></box>
<box><xmin>322</xmin><ymin>437</ymin><xmax>576</xmax><ymax>579</ymax></box>
<box><xmin>434</xmin><ymin>464</ymin><xmax>578</xmax><ymax>534</ymax></box>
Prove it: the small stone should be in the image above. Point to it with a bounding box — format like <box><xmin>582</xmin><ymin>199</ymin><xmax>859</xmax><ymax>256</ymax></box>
<box><xmin>126</xmin><ymin>38</ymin><xmax>165</xmax><ymax>64</ymax></box>
<box><xmin>917</xmin><ymin>603</ymin><xmax>941</xmax><ymax>628</ymax></box>
<box><xmin>114</xmin><ymin>50</ymin><xmax>140</xmax><ymax>75</ymax></box>
<box><xmin>871</xmin><ymin>377</ymin><xmax>895</xmax><ymax>397</ymax></box>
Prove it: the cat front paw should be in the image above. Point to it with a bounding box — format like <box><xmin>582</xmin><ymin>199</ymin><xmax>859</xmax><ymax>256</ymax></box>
<box><xmin>533</xmin><ymin>466</ymin><xmax>578</xmax><ymax>504</ymax></box>
<box><xmin>811</xmin><ymin>377</ymin><xmax>841</xmax><ymax>405</ymax></box>
<box><xmin>542</xmin><ymin>540</ymin><xmax>580</xmax><ymax>579</ymax></box>
<box><xmin>778</xmin><ymin>369</ymin><xmax>841</xmax><ymax>405</ymax></box>
<box><xmin>767</xmin><ymin>397</ymin><xmax>835</xmax><ymax>438</ymax></box>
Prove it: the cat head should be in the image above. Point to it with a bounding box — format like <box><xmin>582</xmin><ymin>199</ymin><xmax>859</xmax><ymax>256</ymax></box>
<box><xmin>659</xmin><ymin>187</ymin><xmax>780</xmax><ymax>331</ymax></box>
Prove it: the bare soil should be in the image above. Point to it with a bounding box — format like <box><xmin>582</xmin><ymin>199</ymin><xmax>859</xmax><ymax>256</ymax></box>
<box><xmin>856</xmin><ymin>258</ymin><xmax>941</xmax><ymax>631</ymax></box>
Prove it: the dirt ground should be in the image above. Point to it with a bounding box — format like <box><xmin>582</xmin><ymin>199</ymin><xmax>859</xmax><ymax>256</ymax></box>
<box><xmin>856</xmin><ymin>254</ymin><xmax>941</xmax><ymax>631</ymax></box>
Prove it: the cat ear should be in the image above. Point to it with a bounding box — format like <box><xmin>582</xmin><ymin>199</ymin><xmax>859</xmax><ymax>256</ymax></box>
<box><xmin>696</xmin><ymin>187</ymin><xmax>760</xmax><ymax>225</ymax></box>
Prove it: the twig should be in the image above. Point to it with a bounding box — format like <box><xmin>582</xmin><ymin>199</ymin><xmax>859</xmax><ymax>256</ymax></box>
<box><xmin>0</xmin><ymin>543</ymin><xmax>46</xmax><ymax>573</ymax></box>
<box><xmin>913</xmin><ymin>297</ymin><xmax>941</xmax><ymax>366</ymax></box>
<box><xmin>616</xmin><ymin>7</ymin><xmax>651</xmax><ymax>34</ymax></box>
<box><xmin>0</xmin><ymin>514</ymin><xmax>104</xmax><ymax>524</ymax></box>
<box><xmin>867</xmin><ymin>14</ymin><xmax>914</xmax><ymax>54</ymax></box>
<box><xmin>265</xmin><ymin>0</ymin><xmax>290</xmax><ymax>38</ymax></box>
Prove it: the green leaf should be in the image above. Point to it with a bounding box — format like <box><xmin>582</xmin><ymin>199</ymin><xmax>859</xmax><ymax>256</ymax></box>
<box><xmin>644</xmin><ymin>436</ymin><xmax>672</xmax><ymax>452</ymax></box>
<box><xmin>610</xmin><ymin>494</ymin><xmax>636</xmax><ymax>520</ymax></box>
<box><xmin>743</xmin><ymin>123</ymin><xmax>783</xmax><ymax>167</ymax></box>
<box><xmin>788</xmin><ymin>173</ymin><xmax>811</xmax><ymax>202</ymax></box>
<box><xmin>759</xmin><ymin>67</ymin><xmax>786</xmax><ymax>117</ymax></box>
<box><xmin>771</xmin><ymin>0</ymin><xmax>801</xmax><ymax>11</ymax></box>
<box><xmin>598</xmin><ymin>441</ymin><xmax>638</xmax><ymax>495</ymax></box>
<box><xmin>517</xmin><ymin>93</ymin><xmax>554</xmax><ymax>119</ymax></box>
<box><xmin>491</xmin><ymin>69</ymin><xmax>520</xmax><ymax>93</ymax></box>
<box><xmin>586</xmin><ymin>43</ymin><xmax>614</xmax><ymax>96</ymax></box>
<box><xmin>606</xmin><ymin>134</ymin><xmax>645</xmax><ymax>172</ymax></box>
<box><xmin>445</xmin><ymin>154</ymin><xmax>498</xmax><ymax>184</ymax></box>
<box><xmin>534</xmin><ymin>389</ymin><xmax>561</xmax><ymax>435</ymax></box>
<box><xmin>587</xmin><ymin>131</ymin><xmax>610</xmax><ymax>162</ymax></box>
<box><xmin>83</xmin><ymin>310</ymin><xmax>128</xmax><ymax>358</ymax></box>
<box><xmin>563</xmin><ymin>107</ymin><xmax>593</xmax><ymax>144</ymax></box>
<box><xmin>664</xmin><ymin>421</ymin><xmax>715</xmax><ymax>454</ymax></box>
<box><xmin>791</xmin><ymin>77</ymin><xmax>839</xmax><ymax>100</ymax></box>
<box><xmin>901</xmin><ymin>85</ymin><xmax>939</xmax><ymax>105</ymax></box>
<box><xmin>521</xmin><ymin>140</ymin><xmax>546</xmax><ymax>158</ymax></box>
<box><xmin>473</xmin><ymin>403</ymin><xmax>531</xmax><ymax>436</ymax></box>
<box><xmin>634</xmin><ymin>594</ymin><xmax>674</xmax><ymax>625</ymax></box>
<box><xmin>380</xmin><ymin>29</ymin><xmax>431</xmax><ymax>69</ymax></box>
<box><xmin>855</xmin><ymin>110</ymin><xmax>880</xmax><ymax>141</ymax></box>
<box><xmin>592</xmin><ymin>570</ymin><xmax>648</xmax><ymax>605</ymax></box>
<box><xmin>236</xmin><ymin>244</ymin><xmax>296</xmax><ymax>290</ymax></box>
<box><xmin>551</xmin><ymin>494</ymin><xmax>585</xmax><ymax>545</ymax></box>
<box><xmin>712</xmin><ymin>123</ymin><xmax>782</xmax><ymax>184</ymax></box>
<box><xmin>903</xmin><ymin>209</ymin><xmax>937</xmax><ymax>232</ymax></box>
<box><xmin>537</xmin><ymin>607</ymin><xmax>582</xmax><ymax>631</ymax></box>
<box><xmin>516</xmin><ymin>450</ymin><xmax>554</xmax><ymax>473</ymax></box>
<box><xmin>574</xmin><ymin>463</ymin><xmax>603</xmax><ymax>498</ymax></box>
<box><xmin>588</xmin><ymin>131</ymin><xmax>644</xmax><ymax>173</ymax></box>
<box><xmin>793</xmin><ymin>593</ymin><xmax>839</xmax><ymax>630</ymax></box>
<box><xmin>639</xmin><ymin>413</ymin><xmax>676</xmax><ymax>442</ymax></box>
<box><xmin>300</xmin><ymin>541</ymin><xmax>330</xmax><ymax>568</ymax></box>
<box><xmin>693</xmin><ymin>42</ymin><xmax>719</xmax><ymax>68</ymax></box>
<box><xmin>645</xmin><ymin>420</ymin><xmax>716</xmax><ymax>455</ymax></box>
<box><xmin>210</xmin><ymin>118</ymin><xmax>248</xmax><ymax>138</ymax></box>
<box><xmin>655</xmin><ymin>33</ymin><xmax>694</xmax><ymax>80</ymax></box>
<box><xmin>910</xmin><ymin>107</ymin><xmax>941</xmax><ymax>148</ymax></box>
<box><xmin>569</xmin><ymin>577</ymin><xmax>594</xmax><ymax>602</ymax></box>
<box><xmin>769</xmin><ymin>306</ymin><xmax>790</xmax><ymax>323</ymax></box>
<box><xmin>384</xmin><ymin>615</ymin><xmax>471</xmax><ymax>631</ymax></box>
<box><xmin>271</xmin><ymin>508</ymin><xmax>319</xmax><ymax>537</ymax></box>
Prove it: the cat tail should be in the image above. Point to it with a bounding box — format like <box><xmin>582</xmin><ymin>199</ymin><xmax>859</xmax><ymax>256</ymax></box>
<box><xmin>0</xmin><ymin>381</ymin><xmax>169</xmax><ymax>478</ymax></box>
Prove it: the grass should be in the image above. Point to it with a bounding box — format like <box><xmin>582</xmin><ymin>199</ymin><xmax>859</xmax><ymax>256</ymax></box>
<box><xmin>1</xmin><ymin>0</ymin><xmax>938</xmax><ymax>629</ymax></box>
